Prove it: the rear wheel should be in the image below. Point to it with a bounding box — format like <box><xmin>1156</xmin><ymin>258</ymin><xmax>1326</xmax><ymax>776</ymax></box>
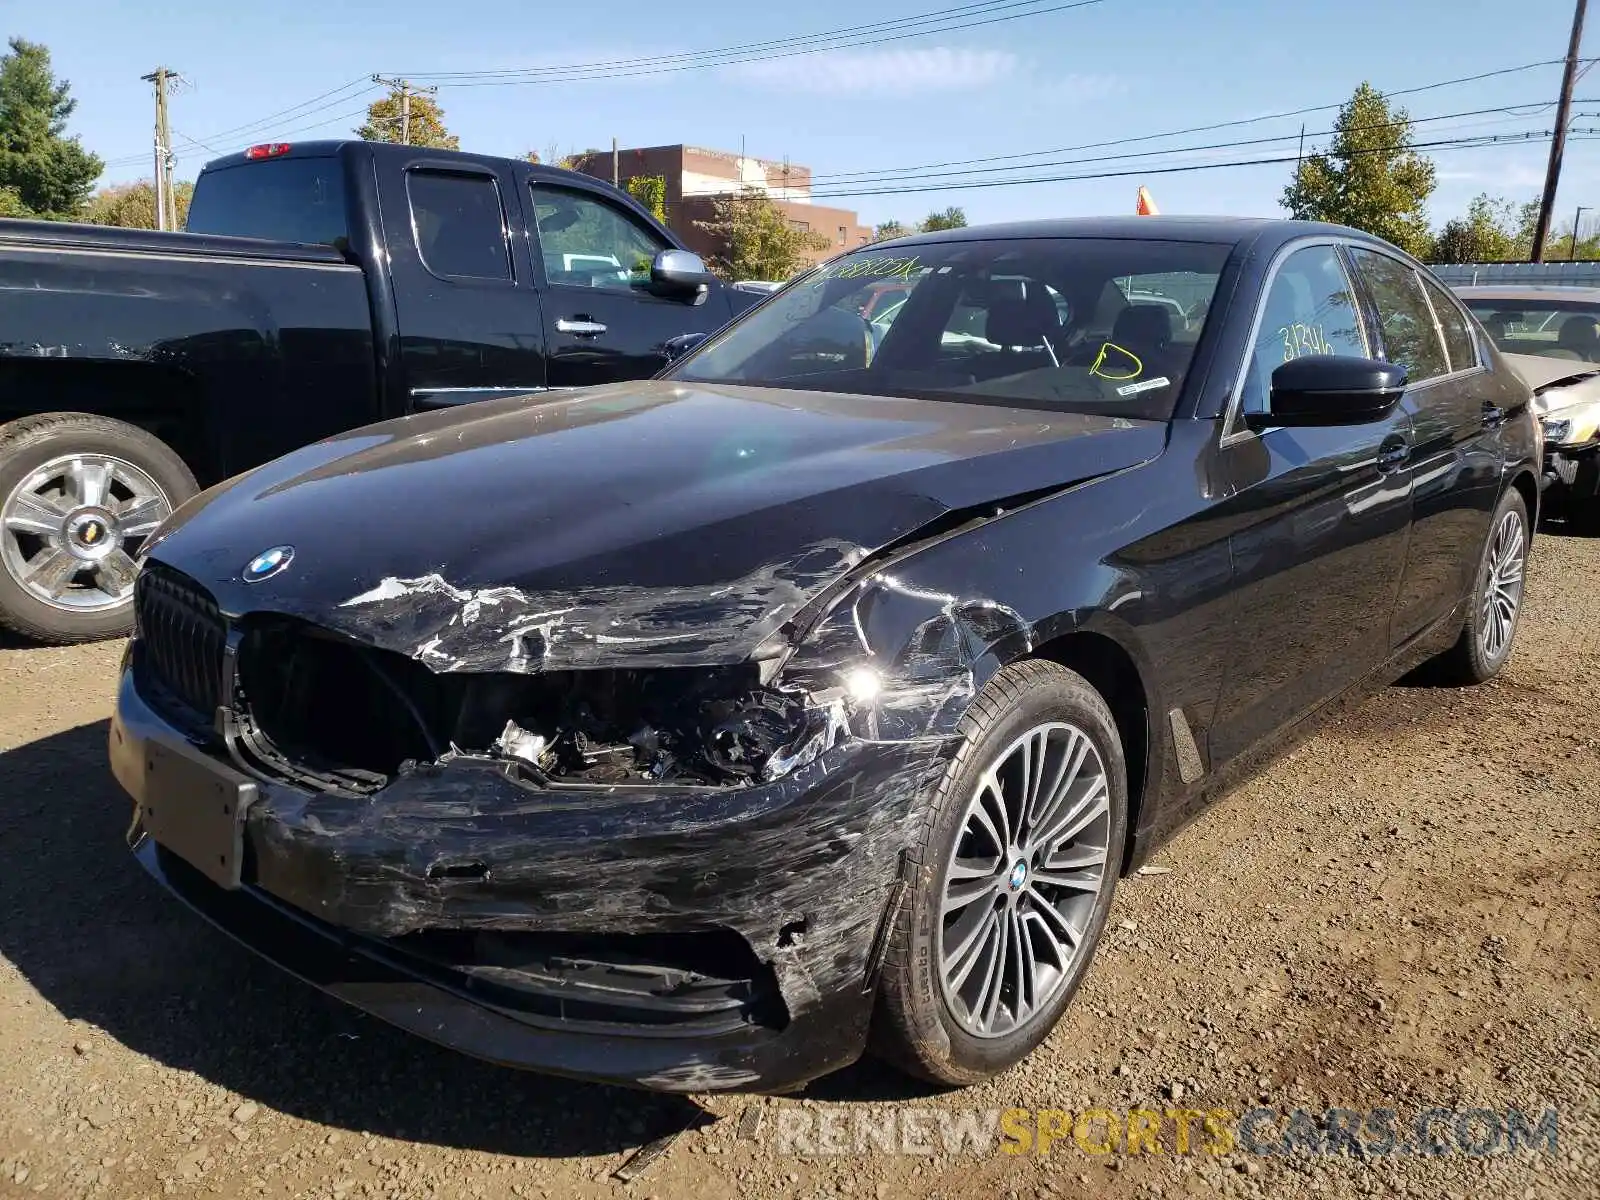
<box><xmin>1427</xmin><ymin>487</ymin><xmax>1529</xmax><ymax>685</ymax></box>
<box><xmin>0</xmin><ymin>414</ymin><xmax>197</xmax><ymax>643</ymax></box>
<box><xmin>872</xmin><ymin>659</ymin><xmax>1127</xmax><ymax>1086</ymax></box>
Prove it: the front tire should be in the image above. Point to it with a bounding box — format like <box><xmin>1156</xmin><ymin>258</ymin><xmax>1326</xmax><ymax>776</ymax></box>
<box><xmin>0</xmin><ymin>413</ymin><xmax>197</xmax><ymax>644</ymax></box>
<box><xmin>1428</xmin><ymin>487</ymin><xmax>1530</xmax><ymax>685</ymax></box>
<box><xmin>872</xmin><ymin>659</ymin><xmax>1128</xmax><ymax>1086</ymax></box>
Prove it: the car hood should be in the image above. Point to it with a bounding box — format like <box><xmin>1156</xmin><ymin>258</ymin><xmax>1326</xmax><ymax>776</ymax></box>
<box><xmin>148</xmin><ymin>381</ymin><xmax>1165</xmax><ymax>672</ymax></box>
<box><xmin>1502</xmin><ymin>351</ymin><xmax>1600</xmax><ymax>392</ymax></box>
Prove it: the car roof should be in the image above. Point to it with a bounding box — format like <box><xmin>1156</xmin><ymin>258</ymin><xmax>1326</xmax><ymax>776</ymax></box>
<box><xmin>871</xmin><ymin>216</ymin><xmax>1389</xmax><ymax>251</ymax></box>
<box><xmin>1452</xmin><ymin>284</ymin><xmax>1600</xmax><ymax>303</ymax></box>
<box><xmin>197</xmin><ymin>139</ymin><xmax>612</xmax><ymax>188</ymax></box>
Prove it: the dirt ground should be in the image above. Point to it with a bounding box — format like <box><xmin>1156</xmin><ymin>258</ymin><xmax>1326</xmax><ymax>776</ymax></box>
<box><xmin>0</xmin><ymin>528</ymin><xmax>1595</xmax><ymax>1200</ymax></box>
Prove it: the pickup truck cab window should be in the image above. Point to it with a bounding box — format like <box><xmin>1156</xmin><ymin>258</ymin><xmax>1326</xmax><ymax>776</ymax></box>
<box><xmin>1236</xmin><ymin>243</ymin><xmax>1369</xmax><ymax>428</ymax></box>
<box><xmin>406</xmin><ymin>170</ymin><xmax>512</xmax><ymax>282</ymax></box>
<box><xmin>1348</xmin><ymin>248</ymin><xmax>1450</xmax><ymax>383</ymax></box>
<box><xmin>184</xmin><ymin>157</ymin><xmax>348</xmax><ymax>245</ymax></box>
<box><xmin>528</xmin><ymin>185</ymin><xmax>669</xmax><ymax>291</ymax></box>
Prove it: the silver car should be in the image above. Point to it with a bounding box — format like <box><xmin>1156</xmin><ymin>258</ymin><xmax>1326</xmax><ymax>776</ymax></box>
<box><xmin>1456</xmin><ymin>285</ymin><xmax>1600</xmax><ymax>526</ymax></box>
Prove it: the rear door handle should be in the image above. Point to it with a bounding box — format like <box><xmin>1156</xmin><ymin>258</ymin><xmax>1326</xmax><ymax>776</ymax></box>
<box><xmin>556</xmin><ymin>318</ymin><xmax>607</xmax><ymax>337</ymax></box>
<box><xmin>1376</xmin><ymin>437</ymin><xmax>1411</xmax><ymax>471</ymax></box>
<box><xmin>1482</xmin><ymin>402</ymin><xmax>1507</xmax><ymax>428</ymax></box>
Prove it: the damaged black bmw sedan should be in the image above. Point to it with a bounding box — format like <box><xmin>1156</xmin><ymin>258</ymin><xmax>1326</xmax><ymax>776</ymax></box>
<box><xmin>111</xmin><ymin>217</ymin><xmax>1540</xmax><ymax>1092</ymax></box>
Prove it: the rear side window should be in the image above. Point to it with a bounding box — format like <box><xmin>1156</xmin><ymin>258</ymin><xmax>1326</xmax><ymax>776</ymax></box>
<box><xmin>1421</xmin><ymin>275</ymin><xmax>1478</xmax><ymax>372</ymax></box>
<box><xmin>1349</xmin><ymin>249</ymin><xmax>1449</xmax><ymax>383</ymax></box>
<box><xmin>185</xmin><ymin>158</ymin><xmax>348</xmax><ymax>245</ymax></box>
<box><xmin>406</xmin><ymin>171</ymin><xmax>511</xmax><ymax>281</ymax></box>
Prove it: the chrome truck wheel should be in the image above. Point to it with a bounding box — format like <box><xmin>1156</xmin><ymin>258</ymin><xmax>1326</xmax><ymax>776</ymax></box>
<box><xmin>0</xmin><ymin>414</ymin><xmax>197</xmax><ymax>644</ymax></box>
<box><xmin>1</xmin><ymin>453</ymin><xmax>170</xmax><ymax>613</ymax></box>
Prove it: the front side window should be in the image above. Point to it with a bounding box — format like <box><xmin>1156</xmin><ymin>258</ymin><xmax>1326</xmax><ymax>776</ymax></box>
<box><xmin>1420</xmin><ymin>275</ymin><xmax>1478</xmax><ymax>372</ymax></box>
<box><xmin>529</xmin><ymin>184</ymin><xmax>668</xmax><ymax>291</ymax></box>
<box><xmin>406</xmin><ymin>171</ymin><xmax>511</xmax><ymax>281</ymax></box>
<box><xmin>1349</xmin><ymin>248</ymin><xmax>1448</xmax><ymax>383</ymax></box>
<box><xmin>1237</xmin><ymin>244</ymin><xmax>1369</xmax><ymax>426</ymax></box>
<box><xmin>666</xmin><ymin>237</ymin><xmax>1233</xmax><ymax>420</ymax></box>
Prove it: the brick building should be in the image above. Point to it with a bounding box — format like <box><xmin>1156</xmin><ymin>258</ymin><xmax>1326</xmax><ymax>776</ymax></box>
<box><xmin>570</xmin><ymin>144</ymin><xmax>872</xmax><ymax>274</ymax></box>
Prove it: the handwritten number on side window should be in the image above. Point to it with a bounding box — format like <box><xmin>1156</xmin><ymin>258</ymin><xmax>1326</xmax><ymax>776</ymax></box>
<box><xmin>1279</xmin><ymin>323</ymin><xmax>1334</xmax><ymax>362</ymax></box>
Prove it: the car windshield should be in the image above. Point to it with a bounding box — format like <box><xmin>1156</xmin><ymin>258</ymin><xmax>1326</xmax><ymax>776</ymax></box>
<box><xmin>1462</xmin><ymin>296</ymin><xmax>1600</xmax><ymax>364</ymax></box>
<box><xmin>666</xmin><ymin>237</ymin><xmax>1234</xmax><ymax>420</ymax></box>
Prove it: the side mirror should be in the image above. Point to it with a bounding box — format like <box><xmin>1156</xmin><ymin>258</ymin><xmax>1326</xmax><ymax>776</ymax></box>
<box><xmin>651</xmin><ymin>249</ymin><xmax>715</xmax><ymax>297</ymax></box>
<box><xmin>662</xmin><ymin>332</ymin><xmax>707</xmax><ymax>362</ymax></box>
<box><xmin>1248</xmin><ymin>355</ymin><xmax>1408</xmax><ymax>429</ymax></box>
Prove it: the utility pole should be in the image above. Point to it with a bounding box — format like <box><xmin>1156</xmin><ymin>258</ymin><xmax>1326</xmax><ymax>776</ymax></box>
<box><xmin>1532</xmin><ymin>0</ymin><xmax>1589</xmax><ymax>261</ymax></box>
<box><xmin>612</xmin><ymin>137</ymin><xmax>619</xmax><ymax>187</ymax></box>
<box><xmin>141</xmin><ymin>67</ymin><xmax>177</xmax><ymax>231</ymax></box>
<box><xmin>1572</xmin><ymin>205</ymin><xmax>1591</xmax><ymax>257</ymax></box>
<box><xmin>370</xmin><ymin>75</ymin><xmax>436</xmax><ymax>145</ymax></box>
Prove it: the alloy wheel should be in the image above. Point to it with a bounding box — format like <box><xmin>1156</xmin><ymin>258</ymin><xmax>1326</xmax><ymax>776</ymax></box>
<box><xmin>1478</xmin><ymin>508</ymin><xmax>1526</xmax><ymax>664</ymax></box>
<box><xmin>937</xmin><ymin>720</ymin><xmax>1113</xmax><ymax>1039</ymax></box>
<box><xmin>0</xmin><ymin>454</ymin><xmax>170</xmax><ymax>613</ymax></box>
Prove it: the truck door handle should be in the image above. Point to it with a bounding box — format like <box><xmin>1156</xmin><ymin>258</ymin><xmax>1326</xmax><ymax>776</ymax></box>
<box><xmin>556</xmin><ymin>318</ymin><xmax>607</xmax><ymax>337</ymax></box>
<box><xmin>1482</xmin><ymin>402</ymin><xmax>1506</xmax><ymax>428</ymax></box>
<box><xmin>1376</xmin><ymin>436</ymin><xmax>1411</xmax><ymax>471</ymax></box>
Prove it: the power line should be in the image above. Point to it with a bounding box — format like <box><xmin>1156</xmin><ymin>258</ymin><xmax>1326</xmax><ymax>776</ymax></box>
<box><xmin>410</xmin><ymin>0</ymin><xmax>1073</xmax><ymax>80</ymax></box>
<box><xmin>100</xmin><ymin>78</ymin><xmax>380</xmax><ymax>170</ymax></box>
<box><xmin>802</xmin><ymin>58</ymin><xmax>1588</xmax><ymax>186</ymax></box>
<box><xmin>794</xmin><ymin>129</ymin><xmax>1577</xmax><ymax>202</ymax></box>
<box><xmin>793</xmin><ymin>98</ymin><xmax>1586</xmax><ymax>194</ymax></box>
<box><xmin>180</xmin><ymin>77</ymin><xmax>378</xmax><ymax>146</ymax></box>
<box><xmin>410</xmin><ymin>0</ymin><xmax>1107</xmax><ymax>87</ymax></box>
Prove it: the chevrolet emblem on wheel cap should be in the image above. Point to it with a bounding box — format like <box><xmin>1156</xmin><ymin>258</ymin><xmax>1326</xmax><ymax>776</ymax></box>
<box><xmin>243</xmin><ymin>545</ymin><xmax>294</xmax><ymax>583</ymax></box>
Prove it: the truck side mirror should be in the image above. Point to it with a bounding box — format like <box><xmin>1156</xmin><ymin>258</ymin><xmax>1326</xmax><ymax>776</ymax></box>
<box><xmin>651</xmin><ymin>250</ymin><xmax>715</xmax><ymax>298</ymax></box>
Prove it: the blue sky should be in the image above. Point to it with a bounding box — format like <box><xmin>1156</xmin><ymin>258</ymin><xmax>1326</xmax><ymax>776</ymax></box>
<box><xmin>17</xmin><ymin>0</ymin><xmax>1600</xmax><ymax>234</ymax></box>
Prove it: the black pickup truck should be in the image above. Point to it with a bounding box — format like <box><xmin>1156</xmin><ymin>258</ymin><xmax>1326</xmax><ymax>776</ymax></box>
<box><xmin>0</xmin><ymin>140</ymin><xmax>765</xmax><ymax>643</ymax></box>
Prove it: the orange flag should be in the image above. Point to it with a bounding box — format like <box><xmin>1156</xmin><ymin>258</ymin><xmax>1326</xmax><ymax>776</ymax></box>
<box><xmin>1136</xmin><ymin>186</ymin><xmax>1160</xmax><ymax>216</ymax></box>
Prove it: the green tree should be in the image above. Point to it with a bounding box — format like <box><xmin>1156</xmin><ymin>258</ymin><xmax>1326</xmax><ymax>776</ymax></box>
<box><xmin>1429</xmin><ymin>193</ymin><xmax>1520</xmax><ymax>263</ymax></box>
<box><xmin>79</xmin><ymin>179</ymin><xmax>194</xmax><ymax>229</ymax></box>
<box><xmin>356</xmin><ymin>87</ymin><xmax>459</xmax><ymax>150</ymax></box>
<box><xmin>1282</xmin><ymin>82</ymin><xmax>1435</xmax><ymax>258</ymax></box>
<box><xmin>870</xmin><ymin>219</ymin><xmax>910</xmax><ymax>242</ymax></box>
<box><xmin>920</xmin><ymin>206</ymin><xmax>967</xmax><ymax>232</ymax></box>
<box><xmin>693</xmin><ymin>187</ymin><xmax>830</xmax><ymax>280</ymax></box>
<box><xmin>0</xmin><ymin>38</ymin><xmax>102</xmax><ymax>220</ymax></box>
<box><xmin>625</xmin><ymin>174</ymin><xmax>668</xmax><ymax>224</ymax></box>
<box><xmin>0</xmin><ymin>183</ymin><xmax>30</xmax><ymax>218</ymax></box>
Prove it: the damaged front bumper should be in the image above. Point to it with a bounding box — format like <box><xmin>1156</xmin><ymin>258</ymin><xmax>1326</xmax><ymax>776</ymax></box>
<box><xmin>1543</xmin><ymin>438</ymin><xmax>1600</xmax><ymax>501</ymax></box>
<box><xmin>111</xmin><ymin>662</ymin><xmax>956</xmax><ymax>1093</ymax></box>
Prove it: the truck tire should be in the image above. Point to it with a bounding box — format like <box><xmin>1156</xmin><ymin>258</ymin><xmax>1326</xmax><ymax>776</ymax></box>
<box><xmin>0</xmin><ymin>413</ymin><xmax>198</xmax><ymax>644</ymax></box>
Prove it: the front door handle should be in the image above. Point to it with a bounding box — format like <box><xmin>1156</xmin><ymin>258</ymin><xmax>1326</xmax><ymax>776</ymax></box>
<box><xmin>1376</xmin><ymin>436</ymin><xmax>1411</xmax><ymax>471</ymax></box>
<box><xmin>1482</xmin><ymin>402</ymin><xmax>1507</xmax><ymax>429</ymax></box>
<box><xmin>556</xmin><ymin>318</ymin><xmax>607</xmax><ymax>337</ymax></box>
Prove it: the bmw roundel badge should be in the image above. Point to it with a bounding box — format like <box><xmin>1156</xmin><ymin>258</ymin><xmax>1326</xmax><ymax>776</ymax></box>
<box><xmin>243</xmin><ymin>545</ymin><xmax>294</xmax><ymax>583</ymax></box>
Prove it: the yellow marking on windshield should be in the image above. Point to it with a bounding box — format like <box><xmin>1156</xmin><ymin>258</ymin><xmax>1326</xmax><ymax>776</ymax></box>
<box><xmin>1090</xmin><ymin>342</ymin><xmax>1144</xmax><ymax>381</ymax></box>
<box><xmin>806</xmin><ymin>255</ymin><xmax>924</xmax><ymax>287</ymax></box>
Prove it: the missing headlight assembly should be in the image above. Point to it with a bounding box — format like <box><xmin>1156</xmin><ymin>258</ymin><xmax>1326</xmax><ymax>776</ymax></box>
<box><xmin>230</xmin><ymin>616</ymin><xmax>854</xmax><ymax>793</ymax></box>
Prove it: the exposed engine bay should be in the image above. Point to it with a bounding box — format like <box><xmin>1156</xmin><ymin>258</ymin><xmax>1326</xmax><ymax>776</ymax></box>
<box><xmin>233</xmin><ymin>617</ymin><xmax>848</xmax><ymax>794</ymax></box>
